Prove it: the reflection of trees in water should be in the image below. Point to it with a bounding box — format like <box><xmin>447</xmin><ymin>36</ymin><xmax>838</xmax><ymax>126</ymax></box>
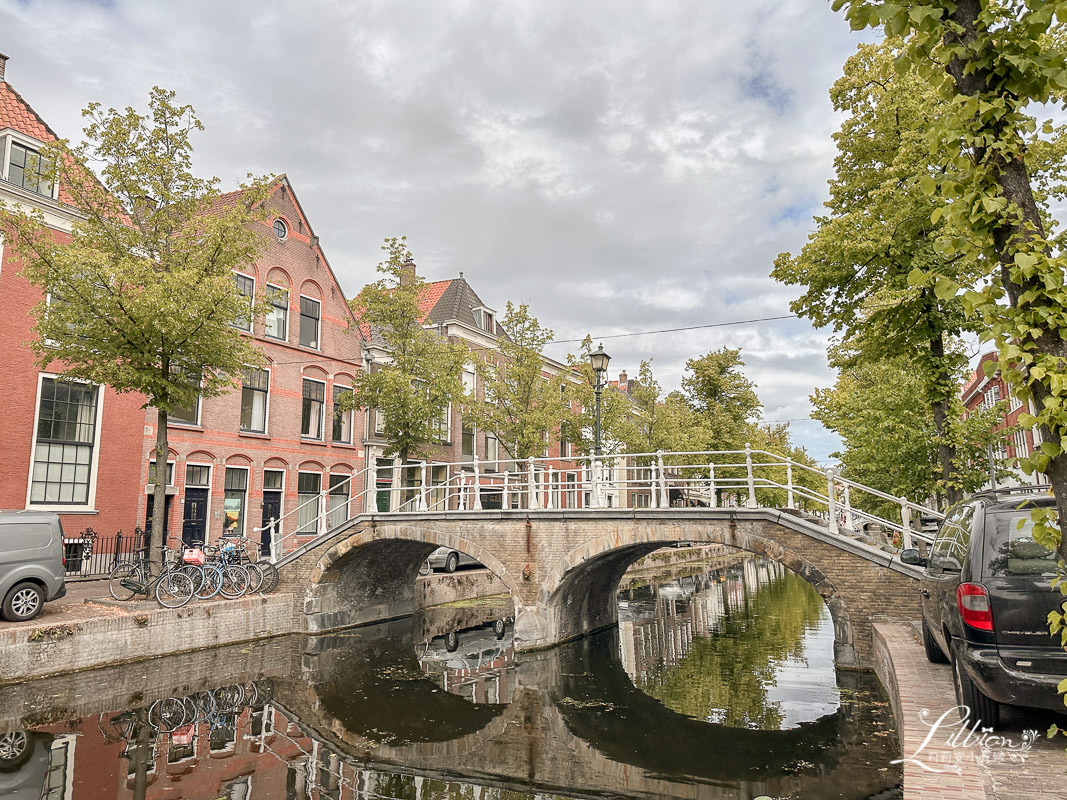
<box><xmin>632</xmin><ymin>564</ymin><xmax>828</xmax><ymax>730</ymax></box>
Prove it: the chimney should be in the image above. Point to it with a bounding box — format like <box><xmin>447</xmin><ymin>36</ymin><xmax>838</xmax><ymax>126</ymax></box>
<box><xmin>619</xmin><ymin>370</ymin><xmax>628</xmax><ymax>385</ymax></box>
<box><xmin>400</xmin><ymin>257</ymin><xmax>416</xmax><ymax>286</ymax></box>
<box><xmin>0</xmin><ymin>53</ymin><xmax>8</xmax><ymax>82</ymax></box>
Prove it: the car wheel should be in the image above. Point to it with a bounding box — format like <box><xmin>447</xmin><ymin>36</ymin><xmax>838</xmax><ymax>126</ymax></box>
<box><xmin>0</xmin><ymin>731</ymin><xmax>32</xmax><ymax>772</ymax></box>
<box><xmin>922</xmin><ymin>615</ymin><xmax>949</xmax><ymax>664</ymax></box>
<box><xmin>952</xmin><ymin>643</ymin><xmax>999</xmax><ymax>728</ymax></box>
<box><xmin>493</xmin><ymin>619</ymin><xmax>506</xmax><ymax>639</ymax></box>
<box><xmin>445</xmin><ymin>552</ymin><xmax>459</xmax><ymax>573</ymax></box>
<box><xmin>2</xmin><ymin>582</ymin><xmax>44</xmax><ymax>622</ymax></box>
<box><xmin>445</xmin><ymin>631</ymin><xmax>459</xmax><ymax>652</ymax></box>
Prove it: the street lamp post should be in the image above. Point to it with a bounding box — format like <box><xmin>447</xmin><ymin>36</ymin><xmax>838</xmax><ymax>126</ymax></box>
<box><xmin>589</xmin><ymin>343</ymin><xmax>611</xmax><ymax>456</ymax></box>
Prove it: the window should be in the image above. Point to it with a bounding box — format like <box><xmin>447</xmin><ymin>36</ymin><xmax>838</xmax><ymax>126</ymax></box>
<box><xmin>30</xmin><ymin>378</ymin><xmax>98</xmax><ymax>505</ymax></box>
<box><xmin>241</xmin><ymin>367</ymin><xmax>269</xmax><ymax>433</ymax></box>
<box><xmin>462</xmin><ymin>421</ymin><xmax>475</xmax><ymax>462</ymax></box>
<box><xmin>223</xmin><ymin>467</ymin><xmax>248</xmax><ymax>536</ymax></box>
<box><xmin>297</xmin><ymin>472</ymin><xmax>321</xmax><ymax>533</ymax></box>
<box><xmin>265</xmin><ymin>284</ymin><xmax>289</xmax><ymax>340</ymax></box>
<box><xmin>1009</xmin><ymin>391</ymin><xmax>1023</xmax><ymax>412</ymax></box>
<box><xmin>186</xmin><ymin>464</ymin><xmax>210</xmax><ymax>487</ymax></box>
<box><xmin>433</xmin><ymin>403</ymin><xmax>450</xmax><ymax>442</ymax></box>
<box><xmin>485</xmin><ymin>434</ymin><xmax>499</xmax><ymax>467</ymax></box>
<box><xmin>560</xmin><ymin>438</ymin><xmax>570</xmax><ymax>458</ymax></box>
<box><xmin>462</xmin><ymin>367</ymin><xmax>477</xmax><ymax>398</ymax></box>
<box><xmin>167</xmin><ymin>369</ymin><xmax>201</xmax><ymax>425</ymax></box>
<box><xmin>374</xmin><ymin>408</ymin><xmax>386</xmax><ymax>435</ymax></box>
<box><xmin>1013</xmin><ymin>428</ymin><xmax>1029</xmax><ymax>458</ymax></box>
<box><xmin>233</xmin><ymin>273</ymin><xmax>254</xmax><ymax>331</ymax></box>
<box><xmin>332</xmin><ymin>386</ymin><xmax>353</xmax><ymax>443</ymax></box>
<box><xmin>475</xmin><ymin>308</ymin><xmax>495</xmax><ymax>333</ymax></box>
<box><xmin>7</xmin><ymin>141</ymin><xmax>54</xmax><ymax>197</ymax></box>
<box><xmin>147</xmin><ymin>460</ymin><xmax>175</xmax><ymax>486</ymax></box>
<box><xmin>328</xmin><ymin>474</ymin><xmax>349</xmax><ymax>528</ymax></box>
<box><xmin>299</xmin><ymin>296</ymin><xmax>320</xmax><ymax>348</ymax></box>
<box><xmin>273</xmin><ymin>218</ymin><xmax>288</xmax><ymax>240</ymax></box>
<box><xmin>301</xmin><ymin>379</ymin><xmax>325</xmax><ymax>439</ymax></box>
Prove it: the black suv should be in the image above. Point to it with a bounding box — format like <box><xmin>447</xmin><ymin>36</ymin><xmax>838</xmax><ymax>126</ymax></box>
<box><xmin>902</xmin><ymin>486</ymin><xmax>1067</xmax><ymax>727</ymax></box>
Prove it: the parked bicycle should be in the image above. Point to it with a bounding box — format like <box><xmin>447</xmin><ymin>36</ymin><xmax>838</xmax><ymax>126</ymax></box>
<box><xmin>107</xmin><ymin>540</ymin><xmax>195</xmax><ymax>608</ymax></box>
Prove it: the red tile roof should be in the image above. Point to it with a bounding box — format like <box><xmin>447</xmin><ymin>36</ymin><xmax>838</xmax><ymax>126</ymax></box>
<box><xmin>0</xmin><ymin>81</ymin><xmax>56</xmax><ymax>142</ymax></box>
<box><xmin>417</xmin><ymin>279</ymin><xmax>452</xmax><ymax>322</ymax></box>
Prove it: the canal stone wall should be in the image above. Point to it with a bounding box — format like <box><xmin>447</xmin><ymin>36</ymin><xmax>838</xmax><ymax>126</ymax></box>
<box><xmin>278</xmin><ymin>508</ymin><xmax>923</xmax><ymax>668</ymax></box>
<box><xmin>0</xmin><ymin>593</ymin><xmax>297</xmax><ymax>683</ymax></box>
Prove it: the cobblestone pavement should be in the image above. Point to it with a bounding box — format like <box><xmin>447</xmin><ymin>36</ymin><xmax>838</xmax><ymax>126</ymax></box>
<box><xmin>880</xmin><ymin>622</ymin><xmax>1066</xmax><ymax>799</ymax></box>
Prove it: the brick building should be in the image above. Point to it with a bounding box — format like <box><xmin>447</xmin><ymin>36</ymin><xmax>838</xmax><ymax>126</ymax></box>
<box><xmin>361</xmin><ymin>267</ymin><xmax>585</xmax><ymax>512</ymax></box>
<box><xmin>0</xmin><ymin>54</ymin><xmax>146</xmax><ymax>544</ymax></box>
<box><xmin>960</xmin><ymin>350</ymin><xmax>1047</xmax><ymax>489</ymax></box>
<box><xmin>135</xmin><ymin>177</ymin><xmax>367</xmax><ymax>556</ymax></box>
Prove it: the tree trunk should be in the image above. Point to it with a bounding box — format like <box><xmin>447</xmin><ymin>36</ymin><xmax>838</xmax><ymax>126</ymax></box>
<box><xmin>149</xmin><ymin>405</ymin><xmax>168</xmax><ymax>571</ymax></box>
<box><xmin>945</xmin><ymin>0</ymin><xmax>1067</xmax><ymax>560</ymax></box>
<box><xmin>930</xmin><ymin>333</ymin><xmax>962</xmax><ymax>507</ymax></box>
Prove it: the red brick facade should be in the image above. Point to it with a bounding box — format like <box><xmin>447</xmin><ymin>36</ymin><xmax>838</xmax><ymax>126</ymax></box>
<box><xmin>0</xmin><ymin>75</ymin><xmax>146</xmax><ymax>541</ymax></box>
<box><xmin>134</xmin><ymin>179</ymin><xmax>367</xmax><ymax>554</ymax></box>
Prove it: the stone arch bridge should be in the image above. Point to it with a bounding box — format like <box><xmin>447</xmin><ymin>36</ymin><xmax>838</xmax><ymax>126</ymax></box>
<box><xmin>276</xmin><ymin>508</ymin><xmax>921</xmax><ymax>668</ymax></box>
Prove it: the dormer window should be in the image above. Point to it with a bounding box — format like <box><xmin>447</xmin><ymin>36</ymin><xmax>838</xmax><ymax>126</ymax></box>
<box><xmin>4</xmin><ymin>140</ymin><xmax>54</xmax><ymax>198</ymax></box>
<box><xmin>474</xmin><ymin>307</ymin><xmax>495</xmax><ymax>334</ymax></box>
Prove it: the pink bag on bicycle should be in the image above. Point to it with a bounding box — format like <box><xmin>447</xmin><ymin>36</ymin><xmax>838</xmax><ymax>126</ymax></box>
<box><xmin>182</xmin><ymin>547</ymin><xmax>206</xmax><ymax>565</ymax></box>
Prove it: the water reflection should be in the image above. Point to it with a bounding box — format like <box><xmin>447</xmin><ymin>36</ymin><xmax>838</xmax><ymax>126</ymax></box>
<box><xmin>3</xmin><ymin>552</ymin><xmax>901</xmax><ymax>799</ymax></box>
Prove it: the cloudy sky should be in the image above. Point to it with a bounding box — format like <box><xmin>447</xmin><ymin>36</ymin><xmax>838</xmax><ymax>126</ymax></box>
<box><xmin>2</xmin><ymin>0</ymin><xmax>884</xmax><ymax>463</ymax></box>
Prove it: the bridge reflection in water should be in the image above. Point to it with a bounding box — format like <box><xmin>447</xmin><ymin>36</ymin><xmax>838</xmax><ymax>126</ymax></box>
<box><xmin>6</xmin><ymin>554</ymin><xmax>902</xmax><ymax>800</ymax></box>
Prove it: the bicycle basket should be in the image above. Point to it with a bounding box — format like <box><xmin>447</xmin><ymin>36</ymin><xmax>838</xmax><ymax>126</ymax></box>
<box><xmin>182</xmin><ymin>547</ymin><xmax>206</xmax><ymax>565</ymax></box>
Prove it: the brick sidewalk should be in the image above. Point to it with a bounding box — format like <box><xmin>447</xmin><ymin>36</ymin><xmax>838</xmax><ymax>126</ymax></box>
<box><xmin>874</xmin><ymin>622</ymin><xmax>1067</xmax><ymax>800</ymax></box>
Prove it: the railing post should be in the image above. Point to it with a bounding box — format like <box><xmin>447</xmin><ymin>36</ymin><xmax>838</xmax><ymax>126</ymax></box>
<box><xmin>826</xmin><ymin>469</ymin><xmax>839</xmax><ymax>535</ymax></box>
<box><xmin>503</xmin><ymin>471</ymin><xmax>510</xmax><ymax>510</ymax></box>
<box><xmin>472</xmin><ymin>454</ymin><xmax>483</xmax><ymax>510</ymax></box>
<box><xmin>843</xmin><ymin>483</ymin><xmax>853</xmax><ymax>531</ymax></box>
<box><xmin>786</xmin><ymin>461</ymin><xmax>795</xmax><ymax>509</ymax></box>
<box><xmin>528</xmin><ymin>457</ymin><xmax>538</xmax><ymax>510</ymax></box>
<box><xmin>657</xmin><ymin>450</ymin><xmax>669</xmax><ymax>508</ymax></box>
<box><xmin>418</xmin><ymin>462</ymin><xmax>428</xmax><ymax>512</ymax></box>
<box><xmin>589</xmin><ymin>457</ymin><xmax>601</xmax><ymax>508</ymax></box>
<box><xmin>318</xmin><ymin>489</ymin><xmax>327</xmax><ymax>534</ymax></box>
<box><xmin>745</xmin><ymin>442</ymin><xmax>756</xmax><ymax>508</ymax></box>
<box><xmin>545</xmin><ymin>468</ymin><xmax>554</xmax><ymax>510</ymax></box>
<box><xmin>269</xmin><ymin>518</ymin><xmax>279</xmax><ymax>562</ymax></box>
<box><xmin>113</xmin><ymin>529</ymin><xmax>123</xmax><ymax>571</ymax></box>
<box><xmin>900</xmin><ymin>498</ymin><xmax>914</xmax><ymax>550</ymax></box>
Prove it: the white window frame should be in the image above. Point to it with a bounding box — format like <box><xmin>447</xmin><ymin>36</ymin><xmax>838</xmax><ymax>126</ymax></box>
<box><xmin>301</xmin><ymin>376</ymin><xmax>327</xmax><ymax>440</ymax></box>
<box><xmin>1</xmin><ymin>132</ymin><xmax>60</xmax><ymax>201</ymax></box>
<box><xmin>25</xmin><ymin>373</ymin><xmax>104</xmax><ymax>512</ymax></box>
<box><xmin>297</xmin><ymin>470</ymin><xmax>324</xmax><ymax>534</ymax></box>
<box><xmin>299</xmin><ymin>294</ymin><xmax>321</xmax><ymax>350</ymax></box>
<box><xmin>240</xmin><ymin>365</ymin><xmax>271</xmax><ymax>434</ymax></box>
<box><xmin>327</xmin><ymin>472</ymin><xmax>351</xmax><ymax>529</ymax></box>
<box><xmin>264</xmin><ymin>282</ymin><xmax>290</xmax><ymax>341</ymax></box>
<box><xmin>222</xmin><ymin>464</ymin><xmax>250</xmax><ymax>538</ymax></box>
<box><xmin>147</xmin><ymin>459</ymin><xmax>176</xmax><ymax>488</ymax></box>
<box><xmin>233</xmin><ymin>271</ymin><xmax>256</xmax><ymax>332</ymax></box>
<box><xmin>331</xmin><ymin>385</ymin><xmax>353</xmax><ymax>444</ymax></box>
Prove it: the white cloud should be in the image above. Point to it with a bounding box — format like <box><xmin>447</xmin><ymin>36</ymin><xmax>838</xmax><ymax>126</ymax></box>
<box><xmin>0</xmin><ymin>0</ymin><xmax>875</xmax><ymax>460</ymax></box>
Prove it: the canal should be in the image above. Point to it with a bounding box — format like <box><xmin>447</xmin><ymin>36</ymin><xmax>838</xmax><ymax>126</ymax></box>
<box><xmin>0</xmin><ymin>551</ymin><xmax>902</xmax><ymax>799</ymax></box>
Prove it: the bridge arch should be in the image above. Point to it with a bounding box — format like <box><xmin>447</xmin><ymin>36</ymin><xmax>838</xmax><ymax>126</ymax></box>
<box><xmin>531</xmin><ymin>523</ymin><xmax>857</xmax><ymax>667</ymax></box>
<box><xmin>304</xmin><ymin>523</ymin><xmax>523</xmax><ymax>633</ymax></box>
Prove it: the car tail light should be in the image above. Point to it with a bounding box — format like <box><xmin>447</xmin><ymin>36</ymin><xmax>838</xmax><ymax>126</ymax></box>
<box><xmin>957</xmin><ymin>583</ymin><xmax>993</xmax><ymax>631</ymax></box>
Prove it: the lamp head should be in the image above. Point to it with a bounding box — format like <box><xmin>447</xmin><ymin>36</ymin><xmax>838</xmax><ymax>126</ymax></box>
<box><xmin>589</xmin><ymin>343</ymin><xmax>610</xmax><ymax>375</ymax></box>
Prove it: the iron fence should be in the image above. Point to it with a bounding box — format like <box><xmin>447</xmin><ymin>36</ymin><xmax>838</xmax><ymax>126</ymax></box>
<box><xmin>63</xmin><ymin>527</ymin><xmax>148</xmax><ymax>580</ymax></box>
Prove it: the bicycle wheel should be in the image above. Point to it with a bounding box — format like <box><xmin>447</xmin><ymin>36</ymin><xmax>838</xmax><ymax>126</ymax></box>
<box><xmin>218</xmin><ymin>565</ymin><xmax>248</xmax><ymax>599</ymax></box>
<box><xmin>257</xmin><ymin>561</ymin><xmax>279</xmax><ymax>594</ymax></box>
<box><xmin>155</xmin><ymin>572</ymin><xmax>194</xmax><ymax>608</ymax></box>
<box><xmin>108</xmin><ymin>563</ymin><xmax>145</xmax><ymax>601</ymax></box>
<box><xmin>147</xmin><ymin>697</ymin><xmax>192</xmax><ymax>732</ymax></box>
<box><xmin>178</xmin><ymin>565</ymin><xmax>205</xmax><ymax>597</ymax></box>
<box><xmin>244</xmin><ymin>563</ymin><xmax>265</xmax><ymax>594</ymax></box>
<box><xmin>195</xmin><ymin>564</ymin><xmax>223</xmax><ymax>600</ymax></box>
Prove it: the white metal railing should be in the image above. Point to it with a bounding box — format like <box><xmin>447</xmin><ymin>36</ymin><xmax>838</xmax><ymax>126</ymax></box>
<box><xmin>256</xmin><ymin>444</ymin><xmax>943</xmax><ymax>562</ymax></box>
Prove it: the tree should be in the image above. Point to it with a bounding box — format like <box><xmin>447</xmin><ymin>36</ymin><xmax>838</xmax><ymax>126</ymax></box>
<box><xmin>618</xmin><ymin>361</ymin><xmax>710</xmax><ymax>456</ymax></box>
<box><xmin>811</xmin><ymin>347</ymin><xmax>1000</xmax><ymax>516</ymax></box>
<box><xmin>348</xmin><ymin>237</ymin><xmax>467</xmax><ymax>469</ymax></box>
<box><xmin>680</xmin><ymin>348</ymin><xmax>762</xmax><ymax>449</ymax></box>
<box><xmin>772</xmin><ymin>40</ymin><xmax>986</xmax><ymax>504</ymax></box>
<box><xmin>831</xmin><ymin>0</ymin><xmax>1067</xmax><ymax>559</ymax></box>
<box><xmin>470</xmin><ymin>302</ymin><xmax>570</xmax><ymax>461</ymax></box>
<box><xmin>0</xmin><ymin>88</ymin><xmax>270</xmax><ymax>567</ymax></box>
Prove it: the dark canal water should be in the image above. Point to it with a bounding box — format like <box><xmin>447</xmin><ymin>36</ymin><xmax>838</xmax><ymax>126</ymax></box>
<box><xmin>0</xmin><ymin>551</ymin><xmax>901</xmax><ymax>799</ymax></box>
